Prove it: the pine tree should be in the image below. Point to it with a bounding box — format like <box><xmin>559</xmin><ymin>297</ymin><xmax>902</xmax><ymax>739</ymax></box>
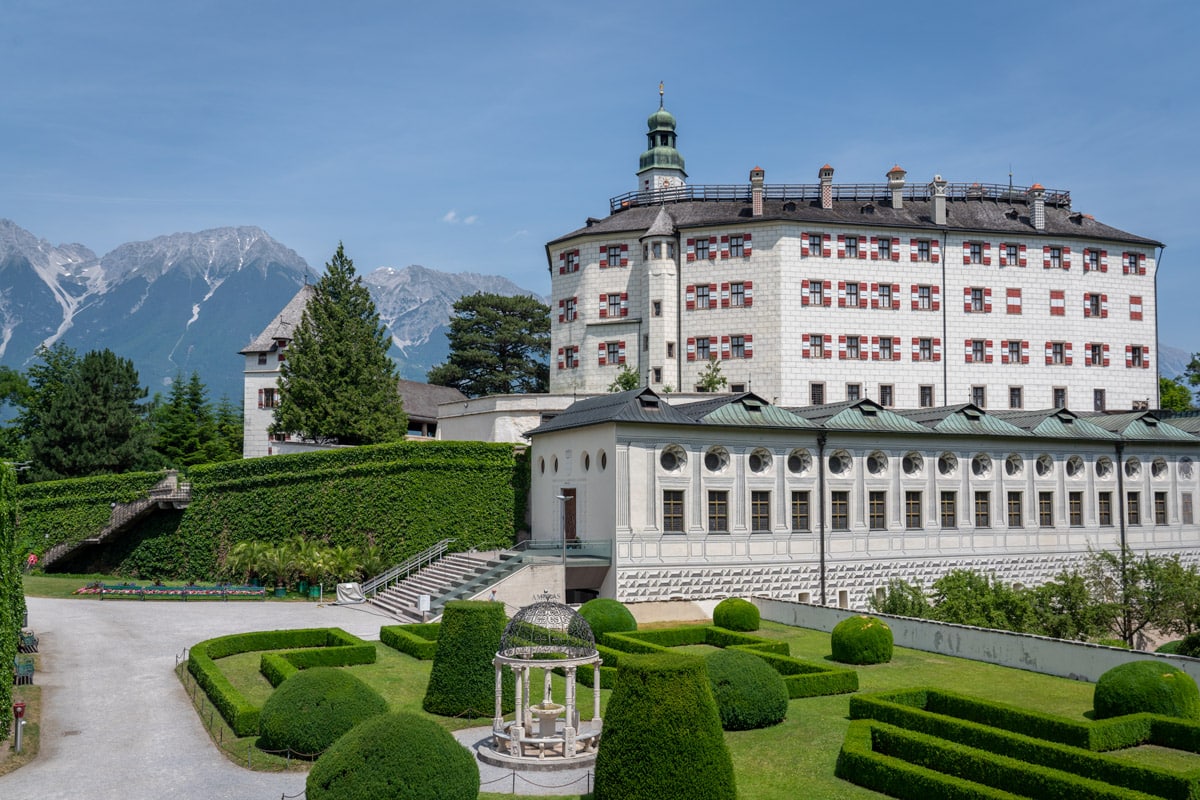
<box><xmin>27</xmin><ymin>349</ymin><xmax>156</xmax><ymax>480</ymax></box>
<box><xmin>272</xmin><ymin>244</ymin><xmax>406</xmax><ymax>445</ymax></box>
<box><xmin>427</xmin><ymin>292</ymin><xmax>550</xmax><ymax>397</ymax></box>
<box><xmin>212</xmin><ymin>396</ymin><xmax>243</xmax><ymax>461</ymax></box>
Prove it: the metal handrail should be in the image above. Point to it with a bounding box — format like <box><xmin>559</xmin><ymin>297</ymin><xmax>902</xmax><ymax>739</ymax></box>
<box><xmin>361</xmin><ymin>537</ymin><xmax>455</xmax><ymax>597</ymax></box>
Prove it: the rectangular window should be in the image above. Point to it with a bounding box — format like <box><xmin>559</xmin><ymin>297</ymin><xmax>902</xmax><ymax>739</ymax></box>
<box><xmin>940</xmin><ymin>491</ymin><xmax>957</xmax><ymax>529</ymax></box>
<box><xmin>974</xmin><ymin>491</ymin><xmax>991</xmax><ymax>528</ymax></box>
<box><xmin>917</xmin><ymin>240</ymin><xmax>931</xmax><ymax>262</ymax></box>
<box><xmin>1006</xmin><ymin>244</ymin><xmax>1019</xmax><ymax>265</ymax></box>
<box><xmin>1009</xmin><ymin>386</ymin><xmax>1023</xmax><ymax>409</ymax></box>
<box><xmin>1128</xmin><ymin>492</ymin><xmax>1141</xmax><ymax>526</ymax></box>
<box><xmin>918</xmin><ymin>285</ymin><xmax>932</xmax><ymax>309</ymax></box>
<box><xmin>261</xmin><ymin>388</ymin><xmax>278</xmax><ymax>409</ymax></box>
<box><xmin>971</xmin><ymin>288</ymin><xmax>985</xmax><ymax>312</ymax></box>
<box><xmin>1053</xmin><ymin>387</ymin><xmax>1067</xmax><ymax>408</ymax></box>
<box><xmin>695</xmin><ymin>238</ymin><xmax>709</xmax><ymax>260</ymax></box>
<box><xmin>810</xmin><ymin>382</ymin><xmax>825</xmax><ymax>405</ymax></box>
<box><xmin>663</xmin><ymin>490</ymin><xmax>684</xmax><ymax>532</ymax></box>
<box><xmin>906</xmin><ymin>491</ymin><xmax>922</xmax><ymax>530</ymax></box>
<box><xmin>969</xmin><ymin>242</ymin><xmax>982</xmax><ymax>264</ymax></box>
<box><xmin>666</xmin><ymin>341</ymin><xmax>675</xmax><ymax>358</ymax></box>
<box><xmin>652</xmin><ymin>366</ymin><xmax>662</xmax><ymax>383</ymax></box>
<box><xmin>879</xmin><ymin>283</ymin><xmax>893</xmax><ymax>308</ymax></box>
<box><xmin>1086</xmin><ymin>250</ymin><xmax>1100</xmax><ymax>272</ymax></box>
<box><xmin>1131</xmin><ymin>345</ymin><xmax>1145</xmax><ymax>367</ymax></box>
<box><xmin>1155</xmin><ymin>491</ymin><xmax>1168</xmax><ymax>525</ymax></box>
<box><xmin>791</xmin><ymin>491</ymin><xmax>811</xmax><ymax>531</ymax></box>
<box><xmin>847</xmin><ymin>335</ymin><xmax>861</xmax><ymax>360</ymax></box>
<box><xmin>846</xmin><ymin>383</ymin><xmax>861</xmax><ymax>402</ymax></box>
<box><xmin>869</xmin><ymin>491</ymin><xmax>887</xmax><ymax>531</ymax></box>
<box><xmin>730</xmin><ymin>282</ymin><xmax>746</xmax><ymax>307</ymax></box>
<box><xmin>880</xmin><ymin>338</ymin><xmax>894</xmax><ymax>360</ymax></box>
<box><xmin>1099</xmin><ymin>492</ymin><xmax>1113</xmax><ymax>526</ymax></box>
<box><xmin>696</xmin><ymin>284</ymin><xmax>711</xmax><ymax>309</ymax></box>
<box><xmin>1087</xmin><ymin>293</ymin><xmax>1102</xmax><ymax>317</ymax></box>
<box><xmin>565</xmin><ymin>250</ymin><xmax>579</xmax><ymax>272</ymax></box>
<box><xmin>1184</xmin><ymin>493</ymin><xmax>1194</xmax><ymax>526</ymax></box>
<box><xmin>564</xmin><ymin>297</ymin><xmax>577</xmax><ymax>321</ymax></box>
<box><xmin>608</xmin><ymin>295</ymin><xmax>622</xmax><ymax>317</ymax></box>
<box><xmin>919</xmin><ymin>338</ymin><xmax>933</xmax><ymax>361</ymax></box>
<box><xmin>971</xmin><ymin>385</ymin><xmax>986</xmax><ymax>407</ymax></box>
<box><xmin>920</xmin><ymin>385</ymin><xmax>934</xmax><ymax>408</ymax></box>
<box><xmin>1051</xmin><ymin>342</ymin><xmax>1065</xmax><ymax>365</ymax></box>
<box><xmin>1008</xmin><ymin>340</ymin><xmax>1023</xmax><ymax>364</ymax></box>
<box><xmin>751</xmin><ymin>491</ymin><xmax>770</xmax><ymax>532</ymax></box>
<box><xmin>652</xmin><ymin>299</ymin><xmax>662</xmax><ymax>317</ymax></box>
<box><xmin>846</xmin><ymin>236</ymin><xmax>859</xmax><ymax>258</ymax></box>
<box><xmin>606</xmin><ymin>342</ymin><xmax>621</xmax><ymax>364</ymax></box>
<box><xmin>879</xmin><ymin>384</ymin><xmax>894</xmax><ymax>407</ymax></box>
<box><xmin>708</xmin><ymin>491</ymin><xmax>729</xmax><ymax>533</ymax></box>
<box><xmin>809</xmin><ymin>334</ymin><xmax>825</xmax><ymax>359</ymax></box>
<box><xmin>1007</xmin><ymin>491</ymin><xmax>1023</xmax><ymax>528</ymax></box>
<box><xmin>565</xmin><ymin>347</ymin><xmax>579</xmax><ymax>368</ymax></box>
<box><xmin>831</xmin><ymin>491</ymin><xmax>850</xmax><ymax>531</ymax></box>
<box><xmin>806</xmin><ymin>233</ymin><xmax>823</xmax><ymax>257</ymax></box>
<box><xmin>1049</xmin><ymin>247</ymin><xmax>1062</xmax><ymax>269</ymax></box>
<box><xmin>607</xmin><ymin>245</ymin><xmax>622</xmax><ymax>266</ymax></box>
<box><xmin>878</xmin><ymin>238</ymin><xmax>892</xmax><ymax>260</ymax></box>
<box><xmin>846</xmin><ymin>283</ymin><xmax>860</xmax><ymax>307</ymax></box>
<box><xmin>809</xmin><ymin>280</ymin><xmax>824</xmax><ymax>306</ymax></box>
<box><xmin>257</xmin><ymin>353</ymin><xmax>268</xmax><ymax>366</ymax></box>
<box><xmin>1069</xmin><ymin>491</ymin><xmax>1083</xmax><ymax>527</ymax></box>
<box><xmin>730</xmin><ymin>335</ymin><xmax>746</xmax><ymax>358</ymax></box>
<box><xmin>729</xmin><ymin>235</ymin><xmax>744</xmax><ymax>258</ymax></box>
<box><xmin>1094</xmin><ymin>389</ymin><xmax>1106</xmax><ymax>411</ymax></box>
<box><xmin>971</xmin><ymin>339</ymin><xmax>986</xmax><ymax>362</ymax></box>
<box><xmin>1039</xmin><ymin>491</ymin><xmax>1054</xmax><ymax>527</ymax></box>
<box><xmin>1089</xmin><ymin>343</ymin><xmax>1104</xmax><ymax>366</ymax></box>
<box><xmin>696</xmin><ymin>337</ymin><xmax>711</xmax><ymax>361</ymax></box>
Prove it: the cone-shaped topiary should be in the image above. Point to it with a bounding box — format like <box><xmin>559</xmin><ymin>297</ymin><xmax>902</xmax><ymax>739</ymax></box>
<box><xmin>258</xmin><ymin>667</ymin><xmax>389</xmax><ymax>756</ymax></box>
<box><xmin>713</xmin><ymin>597</ymin><xmax>760</xmax><ymax>632</ymax></box>
<box><xmin>705</xmin><ymin>648</ymin><xmax>788</xmax><ymax>731</ymax></box>
<box><xmin>306</xmin><ymin>712</ymin><xmax>479</xmax><ymax>800</ymax></box>
<box><xmin>1094</xmin><ymin>660</ymin><xmax>1200</xmax><ymax>720</ymax></box>
<box><xmin>423</xmin><ymin>600</ymin><xmax>512</xmax><ymax>717</ymax></box>
<box><xmin>831</xmin><ymin>615</ymin><xmax>893</xmax><ymax>665</ymax></box>
<box><xmin>594</xmin><ymin>652</ymin><xmax>736</xmax><ymax>800</ymax></box>
<box><xmin>578</xmin><ymin>597</ymin><xmax>637</xmax><ymax>638</ymax></box>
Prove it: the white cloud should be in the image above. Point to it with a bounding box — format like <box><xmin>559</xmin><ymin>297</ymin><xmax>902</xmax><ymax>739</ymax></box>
<box><xmin>441</xmin><ymin>210</ymin><xmax>478</xmax><ymax>224</ymax></box>
<box><xmin>463</xmin><ymin>215</ymin><xmax>478</xmax><ymax>225</ymax></box>
<box><xmin>441</xmin><ymin>210</ymin><xmax>459</xmax><ymax>223</ymax></box>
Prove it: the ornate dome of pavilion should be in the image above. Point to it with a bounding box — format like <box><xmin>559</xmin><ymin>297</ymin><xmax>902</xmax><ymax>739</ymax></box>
<box><xmin>498</xmin><ymin>598</ymin><xmax>596</xmax><ymax>661</ymax></box>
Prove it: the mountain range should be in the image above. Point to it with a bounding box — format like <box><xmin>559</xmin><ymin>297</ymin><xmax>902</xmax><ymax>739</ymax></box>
<box><xmin>0</xmin><ymin>219</ymin><xmax>541</xmax><ymax>403</ymax></box>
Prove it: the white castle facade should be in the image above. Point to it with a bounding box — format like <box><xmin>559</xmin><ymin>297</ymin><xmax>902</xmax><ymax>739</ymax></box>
<box><xmin>547</xmin><ymin>102</ymin><xmax>1162</xmax><ymax>413</ymax></box>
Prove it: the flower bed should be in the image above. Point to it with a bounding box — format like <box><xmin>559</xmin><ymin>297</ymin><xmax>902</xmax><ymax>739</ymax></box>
<box><xmin>75</xmin><ymin>583</ymin><xmax>266</xmax><ymax>600</ymax></box>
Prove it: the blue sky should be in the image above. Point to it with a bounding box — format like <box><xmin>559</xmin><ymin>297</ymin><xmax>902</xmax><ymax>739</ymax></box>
<box><xmin>5</xmin><ymin>1</ymin><xmax>1199</xmax><ymax>354</ymax></box>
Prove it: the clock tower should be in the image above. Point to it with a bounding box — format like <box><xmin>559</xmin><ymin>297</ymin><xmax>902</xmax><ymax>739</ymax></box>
<box><xmin>636</xmin><ymin>83</ymin><xmax>687</xmax><ymax>193</ymax></box>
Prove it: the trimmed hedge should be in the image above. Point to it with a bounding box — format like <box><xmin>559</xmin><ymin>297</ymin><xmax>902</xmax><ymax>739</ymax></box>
<box><xmin>423</xmin><ymin>601</ymin><xmax>512</xmax><ymax>717</ymax></box>
<box><xmin>594</xmin><ymin>653</ymin><xmax>736</xmax><ymax>800</ymax></box>
<box><xmin>1176</xmin><ymin>633</ymin><xmax>1200</xmax><ymax>659</ymax></box>
<box><xmin>713</xmin><ymin>597</ymin><xmax>760</xmax><ymax>631</ymax></box>
<box><xmin>15</xmin><ymin>471</ymin><xmax>164</xmax><ymax>558</ymax></box>
<box><xmin>1095</xmin><ymin>660</ymin><xmax>1200</xmax><ymax>721</ymax></box>
<box><xmin>307</xmin><ymin>712</ymin><xmax>478</xmax><ymax>800</ymax></box>
<box><xmin>379</xmin><ymin>623</ymin><xmax>441</xmax><ymax>661</ymax></box>
<box><xmin>257</xmin><ymin>667</ymin><xmax>388</xmax><ymax>756</ymax></box>
<box><xmin>578</xmin><ymin>598</ymin><xmax>637</xmax><ymax>638</ymax></box>
<box><xmin>0</xmin><ymin>463</ymin><xmax>19</xmax><ymax>739</ymax></box>
<box><xmin>706</xmin><ymin>648</ymin><xmax>788</xmax><ymax>730</ymax></box>
<box><xmin>602</xmin><ymin>625</ymin><xmax>857</xmax><ymax>698</ymax></box>
<box><xmin>187</xmin><ymin>627</ymin><xmax>374</xmax><ymax>736</ymax></box>
<box><xmin>848</xmin><ymin>689</ymin><xmax>1197</xmax><ymax>799</ymax></box>
<box><xmin>831</xmin><ymin>615</ymin><xmax>894</xmax><ymax>665</ymax></box>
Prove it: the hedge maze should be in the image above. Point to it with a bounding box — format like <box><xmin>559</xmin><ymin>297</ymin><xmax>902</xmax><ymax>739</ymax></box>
<box><xmin>838</xmin><ymin>687</ymin><xmax>1200</xmax><ymax>799</ymax></box>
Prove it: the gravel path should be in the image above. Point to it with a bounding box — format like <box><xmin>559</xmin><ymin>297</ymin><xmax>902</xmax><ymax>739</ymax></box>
<box><xmin>0</xmin><ymin>595</ymin><xmax>397</xmax><ymax>800</ymax></box>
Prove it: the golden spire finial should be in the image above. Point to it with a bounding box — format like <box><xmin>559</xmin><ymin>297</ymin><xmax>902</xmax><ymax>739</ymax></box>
<box><xmin>659</xmin><ymin>81</ymin><xmax>664</xmax><ymax>108</ymax></box>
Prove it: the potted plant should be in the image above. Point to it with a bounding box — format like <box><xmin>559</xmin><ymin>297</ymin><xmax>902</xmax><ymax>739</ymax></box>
<box><xmin>257</xmin><ymin>544</ymin><xmax>295</xmax><ymax>598</ymax></box>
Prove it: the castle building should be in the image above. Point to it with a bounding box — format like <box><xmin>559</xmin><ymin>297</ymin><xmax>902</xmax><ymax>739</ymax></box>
<box><xmin>546</xmin><ymin>100</ymin><xmax>1162</xmax><ymax>412</ymax></box>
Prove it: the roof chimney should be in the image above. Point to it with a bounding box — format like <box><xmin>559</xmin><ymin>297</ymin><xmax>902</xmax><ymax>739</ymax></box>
<box><xmin>1027</xmin><ymin>183</ymin><xmax>1046</xmax><ymax>231</ymax></box>
<box><xmin>929</xmin><ymin>174</ymin><xmax>948</xmax><ymax>225</ymax></box>
<box><xmin>819</xmin><ymin>164</ymin><xmax>834</xmax><ymax>210</ymax></box>
<box><xmin>886</xmin><ymin>164</ymin><xmax>906</xmax><ymax>209</ymax></box>
<box><xmin>750</xmin><ymin>166</ymin><xmax>765</xmax><ymax>217</ymax></box>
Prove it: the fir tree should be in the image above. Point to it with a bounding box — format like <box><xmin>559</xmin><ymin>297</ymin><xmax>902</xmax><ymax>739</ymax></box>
<box><xmin>427</xmin><ymin>292</ymin><xmax>550</xmax><ymax>397</ymax></box>
<box><xmin>272</xmin><ymin>244</ymin><xmax>406</xmax><ymax>445</ymax></box>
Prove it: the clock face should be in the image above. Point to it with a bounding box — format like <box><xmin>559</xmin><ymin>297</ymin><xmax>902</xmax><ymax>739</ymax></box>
<box><xmin>660</xmin><ymin>177</ymin><xmax>671</xmax><ymax>188</ymax></box>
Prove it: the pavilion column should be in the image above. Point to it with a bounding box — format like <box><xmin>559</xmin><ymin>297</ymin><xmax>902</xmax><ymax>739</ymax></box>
<box><xmin>493</xmin><ymin>662</ymin><xmax>504</xmax><ymax>731</ymax></box>
<box><xmin>513</xmin><ymin>664</ymin><xmax>524</xmax><ymax>723</ymax></box>
<box><xmin>593</xmin><ymin>662</ymin><xmax>602</xmax><ymax>723</ymax></box>
<box><xmin>523</xmin><ymin>668</ymin><xmax>532</xmax><ymax>729</ymax></box>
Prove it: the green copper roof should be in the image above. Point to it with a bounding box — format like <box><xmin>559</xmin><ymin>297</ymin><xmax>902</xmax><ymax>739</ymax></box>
<box><xmin>638</xmin><ymin>104</ymin><xmax>686</xmax><ymax>175</ymax></box>
<box><xmin>896</xmin><ymin>404</ymin><xmax>1029</xmax><ymax>437</ymax></box>
<box><xmin>787</xmin><ymin>400</ymin><xmax>930</xmax><ymax>434</ymax></box>
<box><xmin>1080</xmin><ymin>412</ymin><xmax>1197</xmax><ymax>441</ymax></box>
<box><xmin>988</xmin><ymin>409</ymin><xmax>1120</xmax><ymax>440</ymax></box>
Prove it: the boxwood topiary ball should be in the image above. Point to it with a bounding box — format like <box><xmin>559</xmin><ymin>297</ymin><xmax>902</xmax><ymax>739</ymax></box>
<box><xmin>307</xmin><ymin>712</ymin><xmax>478</xmax><ymax>800</ymax></box>
<box><xmin>257</xmin><ymin>667</ymin><xmax>389</xmax><ymax>756</ymax></box>
<box><xmin>705</xmin><ymin>649</ymin><xmax>788</xmax><ymax>731</ymax></box>
<box><xmin>713</xmin><ymin>597</ymin><xmax>760</xmax><ymax>632</ymax></box>
<box><xmin>831</xmin><ymin>615</ymin><xmax>893</xmax><ymax>665</ymax></box>
<box><xmin>1176</xmin><ymin>632</ymin><xmax>1200</xmax><ymax>659</ymax></box>
<box><xmin>578</xmin><ymin>597</ymin><xmax>637</xmax><ymax>638</ymax></box>
<box><xmin>1094</xmin><ymin>660</ymin><xmax>1200</xmax><ymax>720</ymax></box>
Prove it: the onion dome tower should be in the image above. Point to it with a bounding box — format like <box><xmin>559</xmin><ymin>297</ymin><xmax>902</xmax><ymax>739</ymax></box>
<box><xmin>637</xmin><ymin>82</ymin><xmax>687</xmax><ymax>192</ymax></box>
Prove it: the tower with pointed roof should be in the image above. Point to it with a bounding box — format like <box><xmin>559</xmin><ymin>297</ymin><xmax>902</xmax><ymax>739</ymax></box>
<box><xmin>637</xmin><ymin>83</ymin><xmax>687</xmax><ymax>193</ymax></box>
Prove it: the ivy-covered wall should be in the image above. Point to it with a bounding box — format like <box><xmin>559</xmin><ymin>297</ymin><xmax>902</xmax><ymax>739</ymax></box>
<box><xmin>173</xmin><ymin>441</ymin><xmax>519</xmax><ymax>578</ymax></box>
<box><xmin>15</xmin><ymin>472</ymin><xmax>164</xmax><ymax>556</ymax></box>
<box><xmin>1</xmin><ymin>463</ymin><xmax>20</xmax><ymax>739</ymax></box>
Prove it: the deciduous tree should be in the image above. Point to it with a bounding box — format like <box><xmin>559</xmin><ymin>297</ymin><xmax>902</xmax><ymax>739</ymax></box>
<box><xmin>1160</xmin><ymin>376</ymin><xmax>1193</xmax><ymax>411</ymax></box>
<box><xmin>427</xmin><ymin>292</ymin><xmax>550</xmax><ymax>397</ymax></box>
<box><xmin>273</xmin><ymin>244</ymin><xmax>406</xmax><ymax>445</ymax></box>
<box><xmin>696</xmin><ymin>356</ymin><xmax>727</xmax><ymax>393</ymax></box>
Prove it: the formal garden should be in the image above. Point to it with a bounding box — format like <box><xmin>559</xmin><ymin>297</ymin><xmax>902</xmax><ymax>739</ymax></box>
<box><xmin>169</xmin><ymin>594</ymin><xmax>1200</xmax><ymax>800</ymax></box>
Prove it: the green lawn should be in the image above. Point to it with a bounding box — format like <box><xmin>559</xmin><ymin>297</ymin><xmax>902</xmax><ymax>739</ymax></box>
<box><xmin>193</xmin><ymin>619</ymin><xmax>1116</xmax><ymax>799</ymax></box>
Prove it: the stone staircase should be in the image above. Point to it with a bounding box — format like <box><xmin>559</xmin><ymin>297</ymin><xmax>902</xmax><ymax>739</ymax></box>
<box><xmin>369</xmin><ymin>550</ymin><xmax>523</xmax><ymax>622</ymax></box>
